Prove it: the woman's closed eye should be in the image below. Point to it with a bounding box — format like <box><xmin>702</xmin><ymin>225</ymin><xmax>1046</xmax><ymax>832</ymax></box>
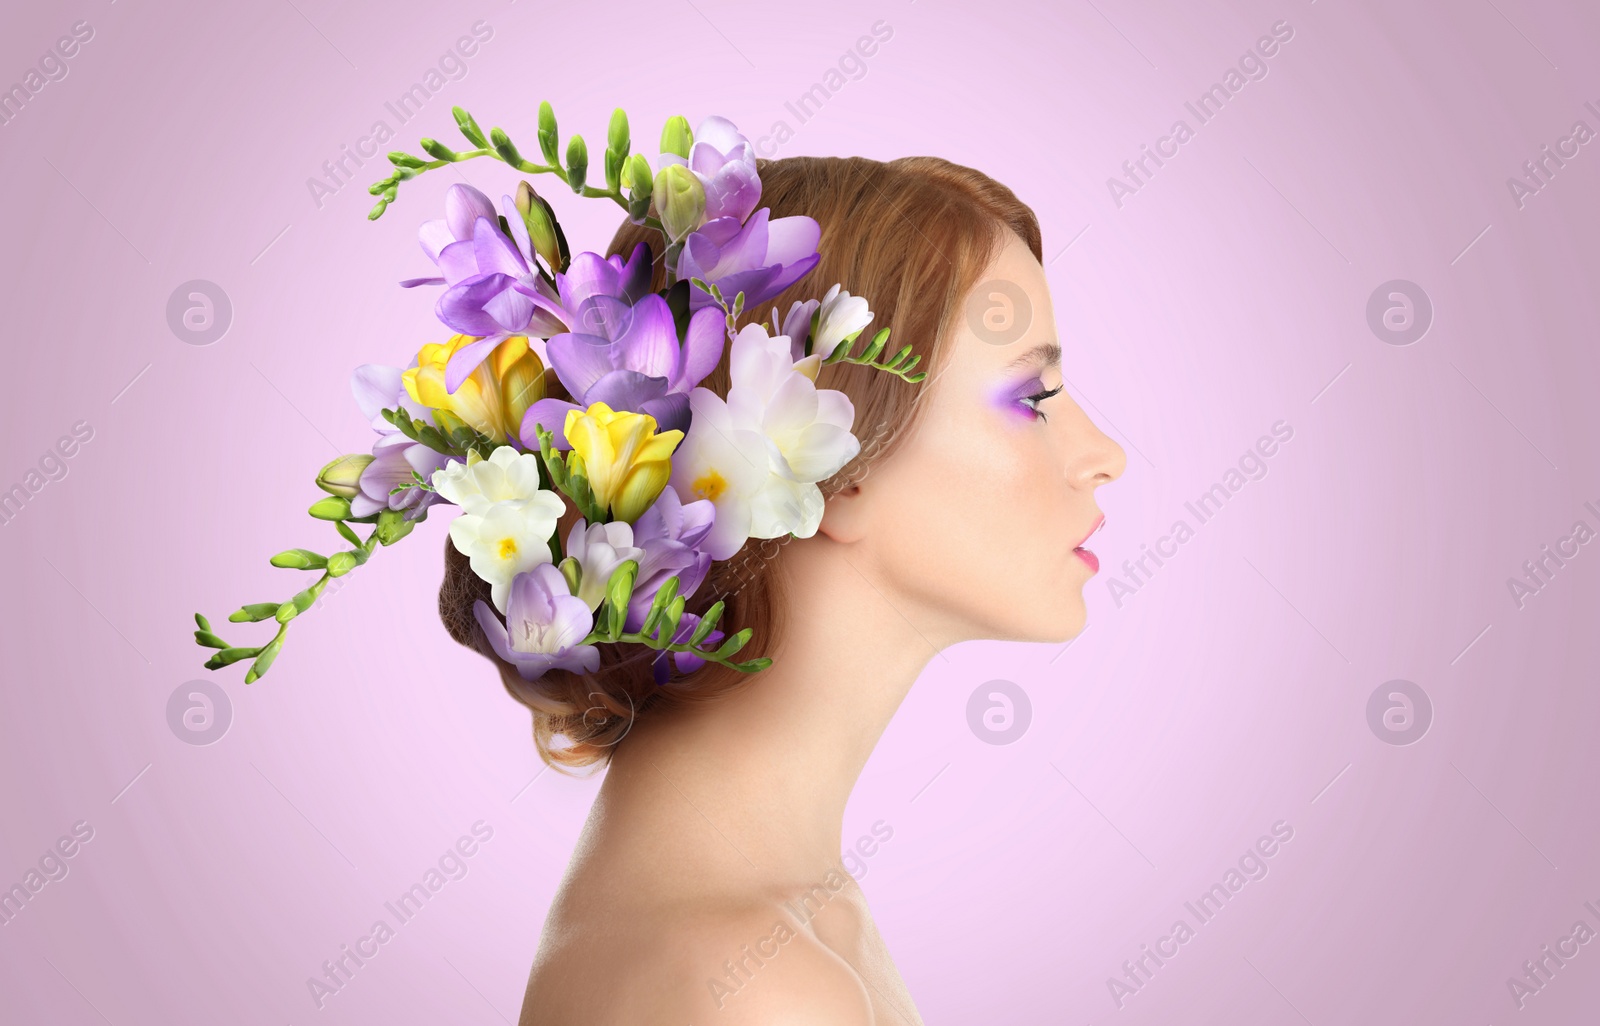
<box><xmin>1018</xmin><ymin>383</ymin><xmax>1063</xmax><ymax>422</ymax></box>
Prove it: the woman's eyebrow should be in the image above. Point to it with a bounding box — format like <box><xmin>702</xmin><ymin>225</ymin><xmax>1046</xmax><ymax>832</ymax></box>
<box><xmin>1005</xmin><ymin>341</ymin><xmax>1061</xmax><ymax>369</ymax></box>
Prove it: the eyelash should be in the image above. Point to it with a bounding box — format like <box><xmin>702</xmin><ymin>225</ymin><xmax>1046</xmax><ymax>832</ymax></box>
<box><xmin>1019</xmin><ymin>383</ymin><xmax>1063</xmax><ymax>422</ymax></box>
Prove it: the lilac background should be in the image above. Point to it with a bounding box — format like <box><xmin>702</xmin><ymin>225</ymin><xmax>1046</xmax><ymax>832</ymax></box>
<box><xmin>2</xmin><ymin>0</ymin><xmax>1598</xmax><ymax>1022</ymax></box>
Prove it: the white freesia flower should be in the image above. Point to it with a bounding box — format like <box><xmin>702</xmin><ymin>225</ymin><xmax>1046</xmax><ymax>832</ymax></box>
<box><xmin>811</xmin><ymin>283</ymin><xmax>873</xmax><ymax>361</ymax></box>
<box><xmin>431</xmin><ymin>445</ymin><xmax>545</xmax><ymax>516</ymax></box>
<box><xmin>565</xmin><ymin>519</ymin><xmax>646</xmax><ymax>611</ymax></box>
<box><xmin>669</xmin><ymin>323</ymin><xmax>860</xmax><ymax>554</ymax></box>
<box><xmin>447</xmin><ymin>494</ymin><xmax>565</xmax><ymax>612</ymax></box>
<box><xmin>667</xmin><ymin>387</ymin><xmax>770</xmax><ymax>561</ymax></box>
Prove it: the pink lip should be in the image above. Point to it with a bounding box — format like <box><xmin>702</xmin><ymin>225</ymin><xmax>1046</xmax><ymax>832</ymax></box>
<box><xmin>1072</xmin><ymin>514</ymin><xmax>1105</xmax><ymax>573</ymax></box>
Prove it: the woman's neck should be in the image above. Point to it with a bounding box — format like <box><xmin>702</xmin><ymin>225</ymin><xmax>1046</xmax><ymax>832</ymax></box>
<box><xmin>586</xmin><ymin>537</ymin><xmax>946</xmax><ymax>892</ymax></box>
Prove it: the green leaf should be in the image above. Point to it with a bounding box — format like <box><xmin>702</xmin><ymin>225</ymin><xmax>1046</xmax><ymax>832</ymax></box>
<box><xmin>308</xmin><ymin>496</ymin><xmax>351</xmax><ymax>521</ymax></box>
<box><xmin>270</xmin><ymin>548</ymin><xmax>327</xmax><ymax>570</ymax></box>
<box><xmin>453</xmin><ymin>106</ymin><xmax>488</xmax><ymax>148</ymax></box>
<box><xmin>229</xmin><ymin>603</ymin><xmax>281</xmax><ymax>623</ymax></box>
<box><xmin>335</xmin><ymin>521</ymin><xmax>363</xmax><ymax>547</ymax></box>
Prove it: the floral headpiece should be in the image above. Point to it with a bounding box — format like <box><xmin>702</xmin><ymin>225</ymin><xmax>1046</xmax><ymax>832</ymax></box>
<box><xmin>192</xmin><ymin>104</ymin><xmax>926</xmax><ymax>686</ymax></box>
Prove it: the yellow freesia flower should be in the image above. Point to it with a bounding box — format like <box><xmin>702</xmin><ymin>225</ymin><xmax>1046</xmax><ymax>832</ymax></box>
<box><xmin>565</xmin><ymin>401</ymin><xmax>684</xmax><ymax>524</ymax></box>
<box><xmin>403</xmin><ymin>335</ymin><xmax>547</xmax><ymax>443</ymax></box>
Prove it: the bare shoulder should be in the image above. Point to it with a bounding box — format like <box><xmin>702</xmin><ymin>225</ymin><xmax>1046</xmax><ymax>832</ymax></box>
<box><xmin>520</xmin><ymin>901</ymin><xmax>876</xmax><ymax>1026</ymax></box>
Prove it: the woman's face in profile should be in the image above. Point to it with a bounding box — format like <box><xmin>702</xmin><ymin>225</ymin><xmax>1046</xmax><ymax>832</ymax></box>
<box><xmin>836</xmin><ymin>229</ymin><xmax>1126</xmax><ymax>646</ymax></box>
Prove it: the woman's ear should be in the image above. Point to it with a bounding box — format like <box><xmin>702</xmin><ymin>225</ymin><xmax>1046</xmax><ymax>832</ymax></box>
<box><xmin>816</xmin><ymin>481</ymin><xmax>869</xmax><ymax>544</ymax></box>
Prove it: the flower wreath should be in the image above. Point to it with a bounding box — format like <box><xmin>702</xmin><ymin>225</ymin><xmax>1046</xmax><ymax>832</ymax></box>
<box><xmin>191</xmin><ymin>104</ymin><xmax>926</xmax><ymax>687</ymax></box>
<box><xmin>193</xmin><ymin>104</ymin><xmax>928</xmax><ymax>685</ymax></box>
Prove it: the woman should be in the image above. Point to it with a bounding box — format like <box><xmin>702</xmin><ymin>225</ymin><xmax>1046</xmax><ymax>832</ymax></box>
<box><xmin>438</xmin><ymin>154</ymin><xmax>1127</xmax><ymax>1024</ymax></box>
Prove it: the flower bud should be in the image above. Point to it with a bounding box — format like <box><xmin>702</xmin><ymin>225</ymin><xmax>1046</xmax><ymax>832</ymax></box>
<box><xmin>653</xmin><ymin>165</ymin><xmax>706</xmax><ymax>243</ymax></box>
<box><xmin>607</xmin><ymin>108</ymin><xmax>630</xmax><ymax>157</ymax></box>
<box><xmin>315</xmin><ymin>454</ymin><xmax>374</xmax><ymax>498</ymax></box>
<box><xmin>565</xmin><ymin>134</ymin><xmax>588</xmax><ymax>193</ymax></box>
<box><xmin>514</xmin><ymin>181</ymin><xmax>561</xmax><ymax>269</ymax></box>
<box><xmin>660</xmin><ymin>115</ymin><xmax>692</xmax><ymax>159</ymax></box>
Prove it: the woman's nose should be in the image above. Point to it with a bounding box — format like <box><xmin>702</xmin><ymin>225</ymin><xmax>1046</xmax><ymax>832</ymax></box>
<box><xmin>1065</xmin><ymin>407</ymin><xmax>1127</xmax><ymax>488</ymax></box>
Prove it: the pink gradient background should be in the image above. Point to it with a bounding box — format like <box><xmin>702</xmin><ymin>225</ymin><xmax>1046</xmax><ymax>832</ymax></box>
<box><xmin>3</xmin><ymin>0</ymin><xmax>1598</xmax><ymax>1022</ymax></box>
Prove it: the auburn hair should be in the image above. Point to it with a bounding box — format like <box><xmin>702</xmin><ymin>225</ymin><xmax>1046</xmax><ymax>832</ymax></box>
<box><xmin>437</xmin><ymin>154</ymin><xmax>1042</xmax><ymax>770</ymax></box>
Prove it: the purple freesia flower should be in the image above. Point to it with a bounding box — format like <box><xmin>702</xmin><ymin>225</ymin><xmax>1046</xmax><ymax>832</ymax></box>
<box><xmin>650</xmin><ymin>611</ymin><xmax>727</xmax><ymax>685</ymax></box>
<box><xmin>473</xmin><ymin>562</ymin><xmax>602</xmax><ymax>681</ymax></box>
<box><xmin>348</xmin><ymin>364</ymin><xmax>452</xmax><ymax>519</ymax></box>
<box><xmin>624</xmin><ymin>487</ymin><xmax>717</xmax><ymax>632</ymax></box>
<box><xmin>678</xmin><ymin>208</ymin><xmax>821</xmax><ymax>312</ymax></box>
<box><xmin>658</xmin><ymin>115</ymin><xmax>761</xmax><ymax>225</ymax></box>
<box><xmin>519</xmin><ymin>293</ymin><xmax>727</xmax><ymax>450</ymax></box>
<box><xmin>399</xmin><ymin>184</ymin><xmax>656</xmax><ymax>394</ymax></box>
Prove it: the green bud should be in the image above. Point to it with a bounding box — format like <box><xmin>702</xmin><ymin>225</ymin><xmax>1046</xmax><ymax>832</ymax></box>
<box><xmin>537</xmin><ymin>101</ymin><xmax>559</xmax><ymax>165</ymax></box>
<box><xmin>270</xmin><ymin>548</ymin><xmax>327</xmax><ymax>570</ymax></box>
<box><xmin>559</xmin><ymin>556</ymin><xmax>582</xmax><ymax>598</ymax></box>
<box><xmin>420</xmin><ymin>137</ymin><xmax>457</xmax><ymax>162</ymax></box>
<box><xmin>326</xmin><ymin>552</ymin><xmax>358</xmax><ymax>577</ymax></box>
<box><xmin>624</xmin><ymin>152</ymin><xmax>652</xmax><ymax>193</ymax></box>
<box><xmin>388</xmin><ymin>151</ymin><xmax>426</xmax><ymax>168</ymax></box>
<box><xmin>194</xmin><ymin>629</ymin><xmax>229</xmax><ymax>649</ymax></box>
<box><xmin>452</xmin><ymin>105</ymin><xmax>488</xmax><ymax>148</ymax></box>
<box><xmin>490</xmin><ymin>126</ymin><xmax>521</xmax><ymax>166</ymax></box>
<box><xmin>194</xmin><ymin>612</ymin><xmax>212</xmax><ymax>632</ymax></box>
<box><xmin>229</xmin><ymin>603</ymin><xmax>281</xmax><ymax>623</ymax></box>
<box><xmin>565</xmin><ymin>134</ymin><xmax>588</xmax><ymax>193</ymax></box>
<box><xmin>274</xmin><ymin>600</ymin><xmax>299</xmax><ymax>624</ymax></box>
<box><xmin>375</xmin><ymin>509</ymin><xmax>414</xmax><ymax>546</ymax></box>
<box><xmin>514</xmin><ymin>181</ymin><xmax>562</xmax><ymax>269</ymax></box>
<box><xmin>653</xmin><ymin>165</ymin><xmax>706</xmax><ymax>243</ymax></box>
<box><xmin>660</xmin><ymin>115</ymin><xmax>692</xmax><ymax>159</ymax></box>
<box><xmin>244</xmin><ymin>635</ymin><xmax>284</xmax><ymax>683</ymax></box>
<box><xmin>608</xmin><ymin>108</ymin><xmax>630</xmax><ymax>157</ymax></box>
<box><xmin>315</xmin><ymin>453</ymin><xmax>374</xmax><ymax>498</ymax></box>
<box><xmin>206</xmin><ymin>645</ymin><xmax>261</xmax><ymax>670</ymax></box>
<box><xmin>308</xmin><ymin>496</ymin><xmax>352</xmax><ymax>521</ymax></box>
